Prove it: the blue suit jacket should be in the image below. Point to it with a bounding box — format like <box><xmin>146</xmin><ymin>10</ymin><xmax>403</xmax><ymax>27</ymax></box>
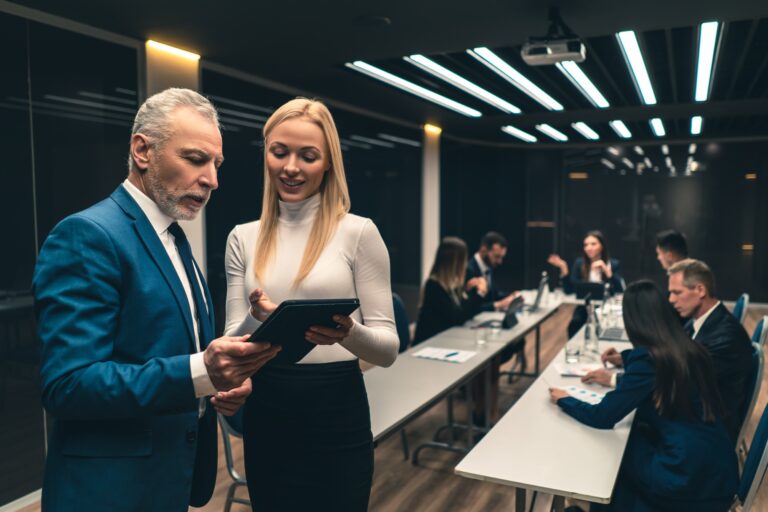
<box><xmin>557</xmin><ymin>347</ymin><xmax>738</xmax><ymax>507</ymax></box>
<box><xmin>33</xmin><ymin>186</ymin><xmax>218</xmax><ymax>512</ymax></box>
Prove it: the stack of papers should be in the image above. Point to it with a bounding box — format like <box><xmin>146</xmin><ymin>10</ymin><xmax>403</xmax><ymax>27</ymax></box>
<box><xmin>412</xmin><ymin>347</ymin><xmax>476</xmax><ymax>363</ymax></box>
<box><xmin>552</xmin><ymin>362</ymin><xmax>604</xmax><ymax>377</ymax></box>
<box><xmin>564</xmin><ymin>385</ymin><xmax>606</xmax><ymax>405</ymax></box>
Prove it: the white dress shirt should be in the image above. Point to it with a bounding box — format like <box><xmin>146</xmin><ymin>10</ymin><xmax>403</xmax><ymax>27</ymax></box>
<box><xmin>474</xmin><ymin>253</ymin><xmax>491</xmax><ymax>288</ymax></box>
<box><xmin>692</xmin><ymin>300</ymin><xmax>722</xmax><ymax>339</ymax></box>
<box><xmin>123</xmin><ymin>180</ymin><xmax>216</xmax><ymax>397</ymax></box>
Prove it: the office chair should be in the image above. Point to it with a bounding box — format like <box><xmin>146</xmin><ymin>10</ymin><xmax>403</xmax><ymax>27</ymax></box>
<box><xmin>753</xmin><ymin>316</ymin><xmax>767</xmax><ymax>348</ymax></box>
<box><xmin>733</xmin><ymin>293</ymin><xmax>750</xmax><ymax>325</ymax></box>
<box><xmin>392</xmin><ymin>292</ymin><xmax>412</xmax><ymax>459</ymax></box>
<box><xmin>735</xmin><ymin>402</ymin><xmax>768</xmax><ymax>511</ymax></box>
<box><xmin>218</xmin><ymin>412</ymin><xmax>250</xmax><ymax>512</ymax></box>
<box><xmin>736</xmin><ymin>343</ymin><xmax>764</xmax><ymax>466</ymax></box>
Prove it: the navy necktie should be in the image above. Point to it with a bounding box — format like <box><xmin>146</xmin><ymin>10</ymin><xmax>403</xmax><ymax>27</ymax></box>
<box><xmin>168</xmin><ymin>222</ymin><xmax>213</xmax><ymax>348</ymax></box>
<box><xmin>684</xmin><ymin>320</ymin><xmax>695</xmax><ymax>339</ymax></box>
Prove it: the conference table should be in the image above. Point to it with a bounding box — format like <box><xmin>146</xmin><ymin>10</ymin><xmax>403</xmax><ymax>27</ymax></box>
<box><xmin>365</xmin><ymin>296</ymin><xmax>562</xmax><ymax>461</ymax></box>
<box><xmin>455</xmin><ymin>329</ymin><xmax>633</xmax><ymax>511</ymax></box>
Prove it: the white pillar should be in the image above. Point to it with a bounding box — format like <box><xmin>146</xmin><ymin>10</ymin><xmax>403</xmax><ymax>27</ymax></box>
<box><xmin>144</xmin><ymin>41</ymin><xmax>208</xmax><ymax>276</ymax></box>
<box><xmin>421</xmin><ymin>124</ymin><xmax>441</xmax><ymax>284</ymax></box>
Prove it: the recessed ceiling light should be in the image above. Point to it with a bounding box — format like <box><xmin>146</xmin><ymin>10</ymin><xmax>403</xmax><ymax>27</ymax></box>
<box><xmin>501</xmin><ymin>125</ymin><xmax>537</xmax><ymax>143</ymax></box>
<box><xmin>405</xmin><ymin>54</ymin><xmax>521</xmax><ymax>114</ymax></box>
<box><xmin>535</xmin><ymin>123</ymin><xmax>569</xmax><ymax>142</ymax></box>
<box><xmin>695</xmin><ymin>21</ymin><xmax>720</xmax><ymax>102</ymax></box>
<box><xmin>555</xmin><ymin>61</ymin><xmax>610</xmax><ymax>108</ymax></box>
<box><xmin>690</xmin><ymin>116</ymin><xmax>703</xmax><ymax>135</ymax></box>
<box><xmin>661</xmin><ymin>144</ymin><xmax>669</xmax><ymax>155</ymax></box>
<box><xmin>688</xmin><ymin>143</ymin><xmax>697</xmax><ymax>154</ymax></box>
<box><xmin>467</xmin><ymin>47</ymin><xmax>564</xmax><ymax>111</ymax></box>
<box><xmin>610</xmin><ymin>120</ymin><xmax>632</xmax><ymax>139</ymax></box>
<box><xmin>571</xmin><ymin>122</ymin><xmax>600</xmax><ymax>140</ymax></box>
<box><xmin>345</xmin><ymin>61</ymin><xmax>482</xmax><ymax>117</ymax></box>
<box><xmin>650</xmin><ymin>118</ymin><xmax>666</xmax><ymax>137</ymax></box>
<box><xmin>616</xmin><ymin>31</ymin><xmax>657</xmax><ymax>105</ymax></box>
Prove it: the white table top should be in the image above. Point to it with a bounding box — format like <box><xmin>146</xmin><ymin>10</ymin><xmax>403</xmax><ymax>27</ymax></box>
<box><xmin>455</xmin><ymin>333</ymin><xmax>634</xmax><ymax>504</ymax></box>
<box><xmin>365</xmin><ymin>304</ymin><xmax>560</xmax><ymax>441</ymax></box>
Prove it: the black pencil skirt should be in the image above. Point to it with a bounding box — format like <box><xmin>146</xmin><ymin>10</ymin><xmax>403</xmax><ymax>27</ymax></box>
<box><xmin>242</xmin><ymin>360</ymin><xmax>374</xmax><ymax>511</ymax></box>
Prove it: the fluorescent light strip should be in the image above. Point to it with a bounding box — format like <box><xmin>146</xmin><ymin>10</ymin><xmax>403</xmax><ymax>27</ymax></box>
<box><xmin>607</xmin><ymin>146</ymin><xmax>620</xmax><ymax>156</ymax></box>
<box><xmin>610</xmin><ymin>120</ymin><xmax>632</xmax><ymax>139</ymax></box>
<box><xmin>616</xmin><ymin>31</ymin><xmax>657</xmax><ymax>105</ymax></box>
<box><xmin>644</xmin><ymin>157</ymin><xmax>652</xmax><ymax>168</ymax></box>
<box><xmin>650</xmin><ymin>118</ymin><xmax>666</xmax><ymax>137</ymax></box>
<box><xmin>146</xmin><ymin>40</ymin><xmax>200</xmax><ymax>61</ymax></box>
<box><xmin>571</xmin><ymin>122</ymin><xmax>600</xmax><ymax>140</ymax></box>
<box><xmin>634</xmin><ymin>146</ymin><xmax>644</xmax><ymax>155</ymax></box>
<box><xmin>501</xmin><ymin>125</ymin><xmax>537</xmax><ymax>143</ymax></box>
<box><xmin>405</xmin><ymin>54</ymin><xmax>520</xmax><ymax>114</ymax></box>
<box><xmin>690</xmin><ymin>116</ymin><xmax>703</xmax><ymax>135</ymax></box>
<box><xmin>622</xmin><ymin>157</ymin><xmax>634</xmax><ymax>168</ymax></box>
<box><xmin>689</xmin><ymin>143</ymin><xmax>697</xmax><ymax>154</ymax></box>
<box><xmin>467</xmin><ymin>48</ymin><xmax>563</xmax><ymax>111</ymax></box>
<box><xmin>340</xmin><ymin>138</ymin><xmax>373</xmax><ymax>149</ymax></box>
<box><xmin>377</xmin><ymin>133</ymin><xmax>422</xmax><ymax>147</ymax></box>
<box><xmin>555</xmin><ymin>61</ymin><xmax>610</xmax><ymax>108</ymax></box>
<box><xmin>535</xmin><ymin>123</ymin><xmax>568</xmax><ymax>142</ymax></box>
<box><xmin>601</xmin><ymin>158</ymin><xmax>616</xmax><ymax>169</ymax></box>
<box><xmin>345</xmin><ymin>61</ymin><xmax>482</xmax><ymax>117</ymax></box>
<box><xmin>665</xmin><ymin>157</ymin><xmax>673</xmax><ymax>167</ymax></box>
<box><xmin>695</xmin><ymin>22</ymin><xmax>720</xmax><ymax>102</ymax></box>
<box><xmin>661</xmin><ymin>144</ymin><xmax>669</xmax><ymax>155</ymax></box>
<box><xmin>350</xmin><ymin>134</ymin><xmax>395</xmax><ymax>148</ymax></box>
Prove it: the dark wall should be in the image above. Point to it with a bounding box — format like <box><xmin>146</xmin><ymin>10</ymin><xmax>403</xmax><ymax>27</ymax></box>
<box><xmin>440</xmin><ymin>139</ymin><xmax>527</xmax><ymax>295</ymax></box>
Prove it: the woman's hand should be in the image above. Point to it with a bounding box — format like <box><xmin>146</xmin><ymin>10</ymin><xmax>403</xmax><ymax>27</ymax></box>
<box><xmin>600</xmin><ymin>347</ymin><xmax>623</xmax><ymax>367</ymax></box>
<box><xmin>581</xmin><ymin>369</ymin><xmax>615</xmax><ymax>387</ymax></box>
<box><xmin>305</xmin><ymin>315</ymin><xmax>354</xmax><ymax>346</ymax></box>
<box><xmin>547</xmin><ymin>254</ymin><xmax>569</xmax><ymax>276</ymax></box>
<box><xmin>249</xmin><ymin>288</ymin><xmax>278</xmax><ymax>322</ymax></box>
<box><xmin>591</xmin><ymin>259</ymin><xmax>612</xmax><ymax>278</ymax></box>
<box><xmin>549</xmin><ymin>387</ymin><xmax>569</xmax><ymax>403</ymax></box>
<box><xmin>467</xmin><ymin>277</ymin><xmax>488</xmax><ymax>296</ymax></box>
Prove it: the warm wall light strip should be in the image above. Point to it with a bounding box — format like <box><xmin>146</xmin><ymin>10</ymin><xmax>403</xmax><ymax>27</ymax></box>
<box><xmin>501</xmin><ymin>125</ymin><xmax>537</xmax><ymax>143</ymax></box>
<box><xmin>745</xmin><ymin>173</ymin><xmax>758</xmax><ymax>180</ymax></box>
<box><xmin>424</xmin><ymin>124</ymin><xmax>443</xmax><ymax>135</ymax></box>
<box><xmin>556</xmin><ymin>61</ymin><xmax>610</xmax><ymax>108</ymax></box>
<box><xmin>345</xmin><ymin>61</ymin><xmax>482</xmax><ymax>117</ymax></box>
<box><xmin>742</xmin><ymin>244</ymin><xmax>754</xmax><ymax>252</ymax></box>
<box><xmin>616</xmin><ymin>31</ymin><xmax>657</xmax><ymax>105</ymax></box>
<box><xmin>569</xmin><ymin>172</ymin><xmax>589</xmax><ymax>180</ymax></box>
<box><xmin>536</xmin><ymin>124</ymin><xmax>568</xmax><ymax>142</ymax></box>
<box><xmin>146</xmin><ymin>40</ymin><xmax>200</xmax><ymax>61</ymax></box>
<box><xmin>467</xmin><ymin>47</ymin><xmax>564</xmax><ymax>111</ymax></box>
<box><xmin>690</xmin><ymin>116</ymin><xmax>703</xmax><ymax>135</ymax></box>
<box><xmin>571</xmin><ymin>122</ymin><xmax>600</xmax><ymax>140</ymax></box>
<box><xmin>610</xmin><ymin>120</ymin><xmax>632</xmax><ymax>139</ymax></box>
<box><xmin>695</xmin><ymin>21</ymin><xmax>720</xmax><ymax>102</ymax></box>
<box><xmin>650</xmin><ymin>118</ymin><xmax>666</xmax><ymax>137</ymax></box>
<box><xmin>405</xmin><ymin>54</ymin><xmax>521</xmax><ymax>113</ymax></box>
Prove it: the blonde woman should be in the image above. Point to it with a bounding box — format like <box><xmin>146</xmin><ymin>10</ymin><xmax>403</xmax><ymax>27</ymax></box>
<box><xmin>413</xmin><ymin>237</ymin><xmax>488</xmax><ymax>344</ymax></box>
<box><xmin>223</xmin><ymin>98</ymin><xmax>398</xmax><ymax>510</ymax></box>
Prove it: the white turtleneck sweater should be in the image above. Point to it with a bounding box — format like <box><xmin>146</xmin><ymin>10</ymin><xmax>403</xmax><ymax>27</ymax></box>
<box><xmin>223</xmin><ymin>193</ymin><xmax>399</xmax><ymax>367</ymax></box>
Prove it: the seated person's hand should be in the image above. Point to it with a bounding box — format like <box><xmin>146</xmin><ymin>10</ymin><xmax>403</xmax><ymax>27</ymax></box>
<box><xmin>600</xmin><ymin>347</ymin><xmax>623</xmax><ymax>367</ymax></box>
<box><xmin>494</xmin><ymin>291</ymin><xmax>521</xmax><ymax>312</ymax></box>
<box><xmin>466</xmin><ymin>277</ymin><xmax>488</xmax><ymax>296</ymax></box>
<box><xmin>249</xmin><ymin>288</ymin><xmax>278</xmax><ymax>321</ymax></box>
<box><xmin>581</xmin><ymin>368</ymin><xmax>615</xmax><ymax>387</ymax></box>
<box><xmin>305</xmin><ymin>314</ymin><xmax>354</xmax><ymax>346</ymax></box>
<box><xmin>591</xmin><ymin>259</ymin><xmax>612</xmax><ymax>278</ymax></box>
<box><xmin>211</xmin><ymin>377</ymin><xmax>252</xmax><ymax>416</ymax></box>
<box><xmin>204</xmin><ymin>335</ymin><xmax>281</xmax><ymax>391</ymax></box>
<box><xmin>547</xmin><ymin>254</ymin><xmax>568</xmax><ymax>275</ymax></box>
<box><xmin>549</xmin><ymin>387</ymin><xmax>569</xmax><ymax>403</ymax></box>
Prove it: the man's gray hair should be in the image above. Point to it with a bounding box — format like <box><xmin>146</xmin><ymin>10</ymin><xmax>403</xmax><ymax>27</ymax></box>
<box><xmin>128</xmin><ymin>88</ymin><xmax>219</xmax><ymax>173</ymax></box>
<box><xmin>668</xmin><ymin>258</ymin><xmax>716</xmax><ymax>297</ymax></box>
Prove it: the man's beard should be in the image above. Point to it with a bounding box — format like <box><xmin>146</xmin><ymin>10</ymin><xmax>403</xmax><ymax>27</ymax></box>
<box><xmin>143</xmin><ymin>168</ymin><xmax>205</xmax><ymax>221</ymax></box>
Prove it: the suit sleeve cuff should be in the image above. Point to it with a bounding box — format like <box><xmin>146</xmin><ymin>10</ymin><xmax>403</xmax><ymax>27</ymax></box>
<box><xmin>190</xmin><ymin>352</ymin><xmax>217</xmax><ymax>397</ymax></box>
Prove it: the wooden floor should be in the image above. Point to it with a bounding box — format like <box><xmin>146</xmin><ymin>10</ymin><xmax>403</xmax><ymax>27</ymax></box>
<box><xmin>17</xmin><ymin>305</ymin><xmax>768</xmax><ymax>512</ymax></box>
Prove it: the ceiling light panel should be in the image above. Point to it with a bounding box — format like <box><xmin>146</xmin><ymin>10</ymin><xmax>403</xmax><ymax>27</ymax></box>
<box><xmin>404</xmin><ymin>54</ymin><xmax>521</xmax><ymax>114</ymax></box>
<box><xmin>467</xmin><ymin>47</ymin><xmax>564</xmax><ymax>111</ymax></box>
<box><xmin>650</xmin><ymin>118</ymin><xmax>666</xmax><ymax>137</ymax></box>
<box><xmin>345</xmin><ymin>61</ymin><xmax>482</xmax><ymax>117</ymax></box>
<box><xmin>535</xmin><ymin>123</ymin><xmax>569</xmax><ymax>142</ymax></box>
<box><xmin>610</xmin><ymin>120</ymin><xmax>632</xmax><ymax>139</ymax></box>
<box><xmin>501</xmin><ymin>125</ymin><xmax>537</xmax><ymax>143</ymax></box>
<box><xmin>555</xmin><ymin>61</ymin><xmax>610</xmax><ymax>108</ymax></box>
<box><xmin>616</xmin><ymin>31</ymin><xmax>657</xmax><ymax>105</ymax></box>
<box><xmin>690</xmin><ymin>116</ymin><xmax>703</xmax><ymax>135</ymax></box>
<box><xmin>571</xmin><ymin>122</ymin><xmax>600</xmax><ymax>140</ymax></box>
<box><xmin>695</xmin><ymin>21</ymin><xmax>720</xmax><ymax>102</ymax></box>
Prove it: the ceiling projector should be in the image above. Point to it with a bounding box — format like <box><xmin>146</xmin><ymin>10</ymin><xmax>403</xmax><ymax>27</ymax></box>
<box><xmin>522</xmin><ymin>8</ymin><xmax>586</xmax><ymax>66</ymax></box>
<box><xmin>521</xmin><ymin>38</ymin><xmax>586</xmax><ymax>65</ymax></box>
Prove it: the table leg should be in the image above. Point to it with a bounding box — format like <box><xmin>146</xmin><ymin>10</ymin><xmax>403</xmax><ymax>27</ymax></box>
<box><xmin>484</xmin><ymin>364</ymin><xmax>492</xmax><ymax>430</ymax></box>
<box><xmin>466</xmin><ymin>376</ymin><xmax>475</xmax><ymax>449</ymax></box>
<box><xmin>535</xmin><ymin>325</ymin><xmax>541</xmax><ymax>376</ymax></box>
<box><xmin>515</xmin><ymin>488</ymin><xmax>526</xmax><ymax>512</ymax></box>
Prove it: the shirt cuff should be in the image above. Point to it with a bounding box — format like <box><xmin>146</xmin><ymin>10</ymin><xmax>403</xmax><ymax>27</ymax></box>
<box><xmin>190</xmin><ymin>352</ymin><xmax>217</xmax><ymax>397</ymax></box>
<box><xmin>610</xmin><ymin>372</ymin><xmax>618</xmax><ymax>388</ymax></box>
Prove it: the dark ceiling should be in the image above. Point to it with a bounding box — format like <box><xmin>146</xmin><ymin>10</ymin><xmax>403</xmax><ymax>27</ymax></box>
<box><xmin>9</xmin><ymin>0</ymin><xmax>768</xmax><ymax>146</ymax></box>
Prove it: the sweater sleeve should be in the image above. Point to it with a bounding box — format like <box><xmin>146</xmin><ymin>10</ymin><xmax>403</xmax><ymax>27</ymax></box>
<box><xmin>223</xmin><ymin>225</ymin><xmax>262</xmax><ymax>337</ymax></box>
<box><xmin>339</xmin><ymin>220</ymin><xmax>399</xmax><ymax>367</ymax></box>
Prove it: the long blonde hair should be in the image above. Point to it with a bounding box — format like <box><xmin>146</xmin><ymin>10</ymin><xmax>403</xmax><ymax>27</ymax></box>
<box><xmin>253</xmin><ymin>98</ymin><xmax>351</xmax><ymax>286</ymax></box>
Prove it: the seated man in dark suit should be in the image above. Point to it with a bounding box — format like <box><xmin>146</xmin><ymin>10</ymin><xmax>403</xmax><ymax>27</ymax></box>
<box><xmin>465</xmin><ymin>231</ymin><xmax>520</xmax><ymax>312</ymax></box>
<box><xmin>655</xmin><ymin>229</ymin><xmax>688</xmax><ymax>270</ymax></box>
<box><xmin>667</xmin><ymin>258</ymin><xmax>752</xmax><ymax>441</ymax></box>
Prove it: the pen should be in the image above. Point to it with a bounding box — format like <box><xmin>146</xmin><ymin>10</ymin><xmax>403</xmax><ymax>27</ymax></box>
<box><xmin>445</xmin><ymin>351</ymin><xmax>459</xmax><ymax>358</ymax></box>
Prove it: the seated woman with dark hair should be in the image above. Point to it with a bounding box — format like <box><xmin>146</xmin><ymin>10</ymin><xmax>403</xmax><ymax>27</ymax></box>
<box><xmin>414</xmin><ymin>237</ymin><xmax>487</xmax><ymax>345</ymax></box>
<box><xmin>548</xmin><ymin>230</ymin><xmax>623</xmax><ymax>336</ymax></box>
<box><xmin>549</xmin><ymin>280</ymin><xmax>738</xmax><ymax>512</ymax></box>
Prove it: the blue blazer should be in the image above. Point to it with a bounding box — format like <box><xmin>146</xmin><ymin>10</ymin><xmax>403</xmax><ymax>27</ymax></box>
<box><xmin>563</xmin><ymin>257</ymin><xmax>623</xmax><ymax>295</ymax></box>
<box><xmin>557</xmin><ymin>347</ymin><xmax>738</xmax><ymax>508</ymax></box>
<box><xmin>34</xmin><ymin>186</ymin><xmax>218</xmax><ymax>512</ymax></box>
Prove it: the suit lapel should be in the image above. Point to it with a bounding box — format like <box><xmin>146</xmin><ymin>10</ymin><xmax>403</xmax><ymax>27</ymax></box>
<box><xmin>110</xmin><ymin>186</ymin><xmax>196</xmax><ymax>348</ymax></box>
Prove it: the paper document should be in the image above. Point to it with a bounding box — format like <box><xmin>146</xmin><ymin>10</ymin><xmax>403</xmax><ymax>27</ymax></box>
<box><xmin>553</xmin><ymin>362</ymin><xmax>604</xmax><ymax>377</ymax></box>
<box><xmin>412</xmin><ymin>347</ymin><xmax>476</xmax><ymax>363</ymax></box>
<box><xmin>564</xmin><ymin>385</ymin><xmax>605</xmax><ymax>405</ymax></box>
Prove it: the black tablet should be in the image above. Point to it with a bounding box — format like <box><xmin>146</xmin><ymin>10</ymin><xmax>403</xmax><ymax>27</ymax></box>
<box><xmin>248</xmin><ymin>298</ymin><xmax>360</xmax><ymax>364</ymax></box>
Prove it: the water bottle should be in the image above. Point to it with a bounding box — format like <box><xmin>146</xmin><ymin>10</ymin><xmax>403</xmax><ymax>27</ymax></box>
<box><xmin>583</xmin><ymin>300</ymin><xmax>599</xmax><ymax>354</ymax></box>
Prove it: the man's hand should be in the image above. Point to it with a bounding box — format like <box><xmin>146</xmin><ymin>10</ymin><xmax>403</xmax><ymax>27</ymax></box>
<box><xmin>204</xmin><ymin>335</ymin><xmax>280</xmax><ymax>391</ymax></box>
<box><xmin>547</xmin><ymin>254</ymin><xmax>569</xmax><ymax>276</ymax></box>
<box><xmin>601</xmin><ymin>347</ymin><xmax>623</xmax><ymax>367</ymax></box>
<box><xmin>210</xmin><ymin>377</ymin><xmax>252</xmax><ymax>416</ymax></box>
<box><xmin>549</xmin><ymin>387</ymin><xmax>569</xmax><ymax>403</ymax></box>
<box><xmin>467</xmin><ymin>277</ymin><xmax>488</xmax><ymax>296</ymax></box>
<box><xmin>305</xmin><ymin>315</ymin><xmax>354</xmax><ymax>346</ymax></box>
<box><xmin>581</xmin><ymin>368</ymin><xmax>615</xmax><ymax>388</ymax></box>
<box><xmin>249</xmin><ymin>288</ymin><xmax>278</xmax><ymax>322</ymax></box>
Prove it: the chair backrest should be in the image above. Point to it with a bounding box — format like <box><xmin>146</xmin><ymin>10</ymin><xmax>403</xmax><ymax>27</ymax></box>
<box><xmin>753</xmin><ymin>316</ymin><xmax>767</xmax><ymax>348</ymax></box>
<box><xmin>738</xmin><ymin>402</ymin><xmax>768</xmax><ymax>510</ymax></box>
<box><xmin>733</xmin><ymin>293</ymin><xmax>750</xmax><ymax>325</ymax></box>
<box><xmin>736</xmin><ymin>343</ymin><xmax>764</xmax><ymax>451</ymax></box>
<box><xmin>392</xmin><ymin>293</ymin><xmax>411</xmax><ymax>353</ymax></box>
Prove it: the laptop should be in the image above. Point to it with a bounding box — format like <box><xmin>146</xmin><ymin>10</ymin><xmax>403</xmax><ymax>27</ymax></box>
<box><xmin>575</xmin><ymin>282</ymin><xmax>606</xmax><ymax>300</ymax></box>
<box><xmin>476</xmin><ymin>295</ymin><xmax>523</xmax><ymax>329</ymax></box>
<box><xmin>525</xmin><ymin>272</ymin><xmax>548</xmax><ymax>313</ymax></box>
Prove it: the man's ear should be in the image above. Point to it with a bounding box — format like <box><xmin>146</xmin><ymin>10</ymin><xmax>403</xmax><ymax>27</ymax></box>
<box><xmin>131</xmin><ymin>133</ymin><xmax>152</xmax><ymax>172</ymax></box>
